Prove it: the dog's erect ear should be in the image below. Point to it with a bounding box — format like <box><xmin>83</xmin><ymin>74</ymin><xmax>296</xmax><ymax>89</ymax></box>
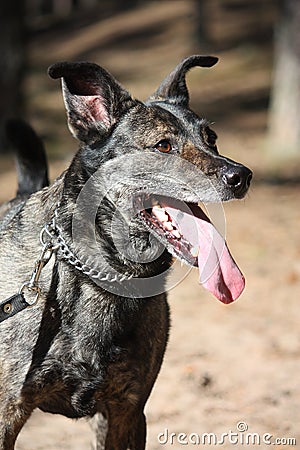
<box><xmin>148</xmin><ymin>55</ymin><xmax>218</xmax><ymax>107</ymax></box>
<box><xmin>48</xmin><ymin>62</ymin><xmax>136</xmax><ymax>144</ymax></box>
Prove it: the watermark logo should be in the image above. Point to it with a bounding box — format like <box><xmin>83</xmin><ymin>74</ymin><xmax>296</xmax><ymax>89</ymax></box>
<box><xmin>157</xmin><ymin>422</ymin><xmax>297</xmax><ymax>446</ymax></box>
<box><xmin>70</xmin><ymin>152</ymin><xmax>227</xmax><ymax>298</ymax></box>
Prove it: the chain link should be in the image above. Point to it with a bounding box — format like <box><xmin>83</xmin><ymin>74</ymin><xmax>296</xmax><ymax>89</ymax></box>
<box><xmin>19</xmin><ymin>211</ymin><xmax>133</xmax><ymax>308</ymax></box>
<box><xmin>50</xmin><ymin>213</ymin><xmax>134</xmax><ymax>283</ymax></box>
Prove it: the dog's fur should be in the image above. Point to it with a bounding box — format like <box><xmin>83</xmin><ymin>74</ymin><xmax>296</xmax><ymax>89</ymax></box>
<box><xmin>0</xmin><ymin>56</ymin><xmax>252</xmax><ymax>449</ymax></box>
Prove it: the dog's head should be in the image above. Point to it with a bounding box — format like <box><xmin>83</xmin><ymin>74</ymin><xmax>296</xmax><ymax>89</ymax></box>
<box><xmin>49</xmin><ymin>56</ymin><xmax>252</xmax><ymax>303</ymax></box>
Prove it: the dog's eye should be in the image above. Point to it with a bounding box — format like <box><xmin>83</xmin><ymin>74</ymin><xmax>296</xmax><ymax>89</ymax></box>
<box><xmin>204</xmin><ymin>127</ymin><xmax>217</xmax><ymax>147</ymax></box>
<box><xmin>154</xmin><ymin>140</ymin><xmax>172</xmax><ymax>153</ymax></box>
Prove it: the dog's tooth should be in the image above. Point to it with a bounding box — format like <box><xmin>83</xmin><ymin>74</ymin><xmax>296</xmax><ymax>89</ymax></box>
<box><xmin>152</xmin><ymin>205</ymin><xmax>161</xmax><ymax>212</ymax></box>
<box><xmin>163</xmin><ymin>221</ymin><xmax>173</xmax><ymax>231</ymax></box>
<box><xmin>172</xmin><ymin>230</ymin><xmax>181</xmax><ymax>239</ymax></box>
<box><xmin>170</xmin><ymin>217</ymin><xmax>176</xmax><ymax>225</ymax></box>
<box><xmin>152</xmin><ymin>206</ymin><xmax>168</xmax><ymax>222</ymax></box>
<box><xmin>191</xmin><ymin>245</ymin><xmax>199</xmax><ymax>257</ymax></box>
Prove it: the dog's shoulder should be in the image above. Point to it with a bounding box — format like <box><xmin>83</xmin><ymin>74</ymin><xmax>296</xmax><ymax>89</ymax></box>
<box><xmin>0</xmin><ymin>199</ymin><xmax>26</xmax><ymax>232</ymax></box>
<box><xmin>0</xmin><ymin>173</ymin><xmax>65</xmax><ymax>236</ymax></box>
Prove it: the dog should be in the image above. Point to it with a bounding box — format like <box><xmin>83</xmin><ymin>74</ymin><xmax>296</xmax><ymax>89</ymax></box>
<box><xmin>0</xmin><ymin>55</ymin><xmax>252</xmax><ymax>449</ymax></box>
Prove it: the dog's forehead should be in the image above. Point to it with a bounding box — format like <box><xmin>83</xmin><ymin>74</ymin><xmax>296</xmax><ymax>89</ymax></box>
<box><xmin>124</xmin><ymin>101</ymin><xmax>207</xmax><ymax>137</ymax></box>
<box><xmin>145</xmin><ymin>102</ymin><xmax>208</xmax><ymax>135</ymax></box>
<box><xmin>118</xmin><ymin>102</ymin><xmax>183</xmax><ymax>140</ymax></box>
<box><xmin>140</xmin><ymin>102</ymin><xmax>183</xmax><ymax>128</ymax></box>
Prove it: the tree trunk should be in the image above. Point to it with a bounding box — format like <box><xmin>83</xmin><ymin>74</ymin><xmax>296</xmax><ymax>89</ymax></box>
<box><xmin>267</xmin><ymin>0</ymin><xmax>300</xmax><ymax>158</ymax></box>
<box><xmin>0</xmin><ymin>1</ymin><xmax>26</xmax><ymax>153</ymax></box>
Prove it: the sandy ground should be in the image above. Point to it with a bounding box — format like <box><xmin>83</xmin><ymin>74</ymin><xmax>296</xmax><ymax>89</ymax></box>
<box><xmin>1</xmin><ymin>1</ymin><xmax>299</xmax><ymax>449</ymax></box>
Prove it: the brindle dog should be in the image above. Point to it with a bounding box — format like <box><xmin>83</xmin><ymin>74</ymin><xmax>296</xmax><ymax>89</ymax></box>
<box><xmin>0</xmin><ymin>56</ymin><xmax>252</xmax><ymax>449</ymax></box>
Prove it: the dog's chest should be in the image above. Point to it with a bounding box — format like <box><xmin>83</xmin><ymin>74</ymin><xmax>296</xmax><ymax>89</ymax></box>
<box><xmin>29</xmin><ymin>292</ymin><xmax>169</xmax><ymax>418</ymax></box>
<box><xmin>36</xmin><ymin>339</ymin><xmax>145</xmax><ymax>418</ymax></box>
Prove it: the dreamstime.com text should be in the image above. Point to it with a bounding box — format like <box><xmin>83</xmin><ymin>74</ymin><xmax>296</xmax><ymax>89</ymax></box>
<box><xmin>157</xmin><ymin>422</ymin><xmax>296</xmax><ymax>446</ymax></box>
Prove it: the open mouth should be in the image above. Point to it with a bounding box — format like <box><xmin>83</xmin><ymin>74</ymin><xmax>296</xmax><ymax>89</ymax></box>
<box><xmin>135</xmin><ymin>195</ymin><xmax>245</xmax><ymax>304</ymax></box>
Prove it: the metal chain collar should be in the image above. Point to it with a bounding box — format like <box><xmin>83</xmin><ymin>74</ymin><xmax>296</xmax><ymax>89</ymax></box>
<box><xmin>1</xmin><ymin>210</ymin><xmax>134</xmax><ymax>322</ymax></box>
<box><xmin>42</xmin><ymin>211</ymin><xmax>134</xmax><ymax>283</ymax></box>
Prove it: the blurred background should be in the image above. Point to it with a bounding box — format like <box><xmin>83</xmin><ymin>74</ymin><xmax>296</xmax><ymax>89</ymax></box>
<box><xmin>1</xmin><ymin>0</ymin><xmax>300</xmax><ymax>172</ymax></box>
<box><xmin>0</xmin><ymin>1</ymin><xmax>299</xmax><ymax>449</ymax></box>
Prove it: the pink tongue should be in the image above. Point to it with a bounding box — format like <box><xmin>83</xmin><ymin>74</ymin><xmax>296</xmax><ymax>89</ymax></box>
<box><xmin>164</xmin><ymin>204</ymin><xmax>245</xmax><ymax>304</ymax></box>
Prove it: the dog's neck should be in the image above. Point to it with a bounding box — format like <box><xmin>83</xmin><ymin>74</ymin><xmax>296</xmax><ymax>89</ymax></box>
<box><xmin>44</xmin><ymin>154</ymin><xmax>172</xmax><ymax>291</ymax></box>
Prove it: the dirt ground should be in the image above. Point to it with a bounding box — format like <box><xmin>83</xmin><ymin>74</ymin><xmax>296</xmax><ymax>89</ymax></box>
<box><xmin>0</xmin><ymin>1</ymin><xmax>299</xmax><ymax>449</ymax></box>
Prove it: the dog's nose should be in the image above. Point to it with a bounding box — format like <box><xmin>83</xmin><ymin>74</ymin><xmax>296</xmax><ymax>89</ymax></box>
<box><xmin>222</xmin><ymin>165</ymin><xmax>252</xmax><ymax>198</ymax></box>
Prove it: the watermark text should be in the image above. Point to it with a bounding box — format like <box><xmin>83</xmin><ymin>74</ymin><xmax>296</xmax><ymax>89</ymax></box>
<box><xmin>158</xmin><ymin>422</ymin><xmax>296</xmax><ymax>446</ymax></box>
